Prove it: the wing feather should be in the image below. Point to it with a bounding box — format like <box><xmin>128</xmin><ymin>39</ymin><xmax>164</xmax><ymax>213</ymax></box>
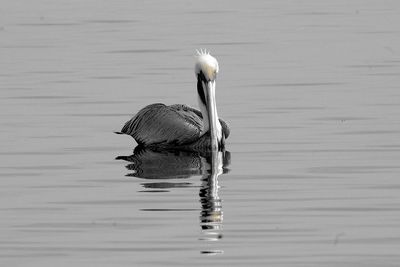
<box><xmin>121</xmin><ymin>103</ymin><xmax>203</xmax><ymax>146</ymax></box>
<box><xmin>170</xmin><ymin>104</ymin><xmax>230</xmax><ymax>139</ymax></box>
<box><xmin>219</xmin><ymin>119</ymin><xmax>230</xmax><ymax>139</ymax></box>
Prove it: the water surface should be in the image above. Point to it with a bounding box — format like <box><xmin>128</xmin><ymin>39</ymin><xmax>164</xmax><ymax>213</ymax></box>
<box><xmin>1</xmin><ymin>0</ymin><xmax>400</xmax><ymax>266</ymax></box>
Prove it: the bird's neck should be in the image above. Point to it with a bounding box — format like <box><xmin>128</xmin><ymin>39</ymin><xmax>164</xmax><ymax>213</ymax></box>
<box><xmin>198</xmin><ymin>96</ymin><xmax>222</xmax><ymax>140</ymax></box>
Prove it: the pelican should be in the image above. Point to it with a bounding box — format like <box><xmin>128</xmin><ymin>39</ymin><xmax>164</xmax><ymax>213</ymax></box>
<box><xmin>116</xmin><ymin>50</ymin><xmax>230</xmax><ymax>151</ymax></box>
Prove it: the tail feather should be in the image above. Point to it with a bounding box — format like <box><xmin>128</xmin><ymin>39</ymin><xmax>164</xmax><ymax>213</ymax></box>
<box><xmin>115</xmin><ymin>155</ymin><xmax>128</xmax><ymax>160</ymax></box>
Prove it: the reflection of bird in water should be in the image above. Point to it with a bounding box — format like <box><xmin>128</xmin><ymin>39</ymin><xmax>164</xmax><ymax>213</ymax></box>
<box><xmin>116</xmin><ymin>147</ymin><xmax>205</xmax><ymax>180</ymax></box>
<box><xmin>199</xmin><ymin>176</ymin><xmax>222</xmax><ymax>233</ymax></box>
<box><xmin>115</xmin><ymin>50</ymin><xmax>229</xmax><ymax>151</ymax></box>
<box><xmin>116</xmin><ymin>147</ymin><xmax>230</xmax><ymax>244</ymax></box>
<box><xmin>116</xmin><ymin>146</ymin><xmax>230</xmax><ymax>181</ymax></box>
<box><xmin>199</xmin><ymin>150</ymin><xmax>225</xmax><ymax>243</ymax></box>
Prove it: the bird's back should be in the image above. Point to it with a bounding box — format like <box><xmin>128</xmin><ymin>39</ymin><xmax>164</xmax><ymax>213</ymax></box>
<box><xmin>120</xmin><ymin>103</ymin><xmax>203</xmax><ymax>147</ymax></box>
<box><xmin>119</xmin><ymin>103</ymin><xmax>230</xmax><ymax>151</ymax></box>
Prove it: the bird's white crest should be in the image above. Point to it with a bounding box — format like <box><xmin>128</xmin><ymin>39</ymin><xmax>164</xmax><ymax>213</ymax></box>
<box><xmin>195</xmin><ymin>49</ymin><xmax>219</xmax><ymax>81</ymax></box>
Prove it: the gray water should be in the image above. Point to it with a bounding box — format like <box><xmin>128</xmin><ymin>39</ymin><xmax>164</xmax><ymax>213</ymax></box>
<box><xmin>1</xmin><ymin>0</ymin><xmax>400</xmax><ymax>266</ymax></box>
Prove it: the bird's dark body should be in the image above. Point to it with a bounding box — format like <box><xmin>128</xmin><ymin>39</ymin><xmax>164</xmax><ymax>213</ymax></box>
<box><xmin>118</xmin><ymin>103</ymin><xmax>230</xmax><ymax>151</ymax></box>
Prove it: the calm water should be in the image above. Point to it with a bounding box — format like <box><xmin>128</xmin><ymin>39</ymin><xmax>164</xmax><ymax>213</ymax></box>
<box><xmin>1</xmin><ymin>0</ymin><xmax>400</xmax><ymax>266</ymax></box>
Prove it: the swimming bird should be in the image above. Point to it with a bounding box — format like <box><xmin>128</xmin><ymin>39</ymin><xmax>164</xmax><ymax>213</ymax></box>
<box><xmin>116</xmin><ymin>50</ymin><xmax>229</xmax><ymax>151</ymax></box>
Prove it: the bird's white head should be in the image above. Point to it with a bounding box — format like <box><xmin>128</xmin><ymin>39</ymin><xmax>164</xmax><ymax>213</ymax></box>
<box><xmin>195</xmin><ymin>49</ymin><xmax>219</xmax><ymax>81</ymax></box>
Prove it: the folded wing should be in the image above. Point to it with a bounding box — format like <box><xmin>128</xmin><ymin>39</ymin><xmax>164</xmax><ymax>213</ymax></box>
<box><xmin>121</xmin><ymin>103</ymin><xmax>203</xmax><ymax>146</ymax></box>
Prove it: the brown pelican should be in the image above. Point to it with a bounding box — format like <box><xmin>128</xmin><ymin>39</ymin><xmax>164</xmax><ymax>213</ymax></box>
<box><xmin>116</xmin><ymin>50</ymin><xmax>230</xmax><ymax>151</ymax></box>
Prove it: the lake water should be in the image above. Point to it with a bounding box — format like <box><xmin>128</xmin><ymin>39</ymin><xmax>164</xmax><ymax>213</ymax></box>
<box><xmin>1</xmin><ymin>0</ymin><xmax>400</xmax><ymax>266</ymax></box>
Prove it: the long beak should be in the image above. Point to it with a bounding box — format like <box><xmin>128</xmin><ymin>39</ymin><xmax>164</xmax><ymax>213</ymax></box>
<box><xmin>205</xmin><ymin>80</ymin><xmax>219</xmax><ymax>150</ymax></box>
